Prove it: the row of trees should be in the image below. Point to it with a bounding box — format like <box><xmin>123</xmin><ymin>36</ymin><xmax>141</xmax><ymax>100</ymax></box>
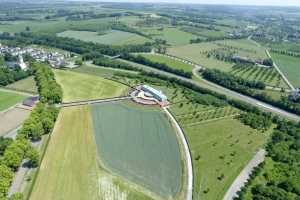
<box><xmin>0</xmin><ymin>67</ymin><xmax>32</xmax><ymax>86</ymax></box>
<box><xmin>271</xmin><ymin>48</ymin><xmax>300</xmax><ymax>58</ymax></box>
<box><xmin>93</xmin><ymin>56</ymin><xmax>137</xmax><ymax>71</ymax></box>
<box><xmin>239</xmin><ymin>112</ymin><xmax>273</xmax><ymax>131</ymax></box>
<box><xmin>0</xmin><ymin>61</ymin><xmax>61</xmax><ymax>199</ymax></box>
<box><xmin>202</xmin><ymin>69</ymin><xmax>300</xmax><ymax>115</ymax></box>
<box><xmin>202</xmin><ymin>69</ymin><xmax>266</xmax><ymax>90</ymax></box>
<box><xmin>31</xmin><ymin>63</ymin><xmax>62</xmax><ymax>104</ymax></box>
<box><xmin>235</xmin><ymin>120</ymin><xmax>300</xmax><ymax>200</ymax></box>
<box><xmin>0</xmin><ymin>32</ymin><xmax>152</xmax><ymax>58</ymax></box>
<box><xmin>121</xmin><ymin>54</ymin><xmax>193</xmax><ymax>78</ymax></box>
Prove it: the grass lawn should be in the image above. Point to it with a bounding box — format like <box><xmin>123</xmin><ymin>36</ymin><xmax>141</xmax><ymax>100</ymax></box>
<box><xmin>167</xmin><ymin>43</ymin><xmax>234</xmax><ymax>71</ymax></box>
<box><xmin>0</xmin><ymin>89</ymin><xmax>28</xmax><ymax>111</ymax></box>
<box><xmin>91</xmin><ymin>101</ymin><xmax>183</xmax><ymax>198</ymax></box>
<box><xmin>57</xmin><ymin>30</ymin><xmax>150</xmax><ymax>45</ymax></box>
<box><xmin>181</xmin><ymin>118</ymin><xmax>271</xmax><ymax>200</ymax></box>
<box><xmin>271</xmin><ymin>52</ymin><xmax>300</xmax><ymax>88</ymax></box>
<box><xmin>6</xmin><ymin>76</ymin><xmax>38</xmax><ymax>94</ymax></box>
<box><xmin>140</xmin><ymin>54</ymin><xmax>194</xmax><ymax>72</ymax></box>
<box><xmin>54</xmin><ymin>70</ymin><xmax>128</xmax><ymax>102</ymax></box>
<box><xmin>30</xmin><ymin>106</ymin><xmax>153</xmax><ymax>200</ymax></box>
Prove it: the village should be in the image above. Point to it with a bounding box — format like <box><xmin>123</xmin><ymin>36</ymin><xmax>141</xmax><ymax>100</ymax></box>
<box><xmin>0</xmin><ymin>43</ymin><xmax>69</xmax><ymax>70</ymax></box>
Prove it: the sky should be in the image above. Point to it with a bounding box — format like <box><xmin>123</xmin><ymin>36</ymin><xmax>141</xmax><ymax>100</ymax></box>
<box><xmin>88</xmin><ymin>0</ymin><xmax>300</xmax><ymax>6</ymax></box>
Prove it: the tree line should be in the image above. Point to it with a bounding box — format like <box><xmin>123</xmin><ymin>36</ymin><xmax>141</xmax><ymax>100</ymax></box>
<box><xmin>120</xmin><ymin>54</ymin><xmax>193</xmax><ymax>78</ymax></box>
<box><xmin>202</xmin><ymin>68</ymin><xmax>300</xmax><ymax>115</ymax></box>
<box><xmin>0</xmin><ymin>32</ymin><xmax>152</xmax><ymax>58</ymax></box>
<box><xmin>271</xmin><ymin>48</ymin><xmax>300</xmax><ymax>58</ymax></box>
<box><xmin>31</xmin><ymin>63</ymin><xmax>62</xmax><ymax>104</ymax></box>
<box><xmin>235</xmin><ymin>120</ymin><xmax>300</xmax><ymax>200</ymax></box>
<box><xmin>0</xmin><ymin>67</ymin><xmax>32</xmax><ymax>87</ymax></box>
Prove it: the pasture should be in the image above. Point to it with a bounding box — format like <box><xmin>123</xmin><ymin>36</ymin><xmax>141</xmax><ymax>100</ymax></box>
<box><xmin>6</xmin><ymin>76</ymin><xmax>38</xmax><ymax>94</ymax></box>
<box><xmin>91</xmin><ymin>101</ymin><xmax>183</xmax><ymax>198</ymax></box>
<box><xmin>0</xmin><ymin>89</ymin><xmax>28</xmax><ymax>111</ymax></box>
<box><xmin>30</xmin><ymin>106</ymin><xmax>153</xmax><ymax>200</ymax></box>
<box><xmin>167</xmin><ymin>43</ymin><xmax>234</xmax><ymax>71</ymax></box>
<box><xmin>271</xmin><ymin>52</ymin><xmax>300</xmax><ymax>88</ymax></box>
<box><xmin>140</xmin><ymin>54</ymin><xmax>194</xmax><ymax>72</ymax></box>
<box><xmin>57</xmin><ymin>30</ymin><xmax>150</xmax><ymax>45</ymax></box>
<box><xmin>54</xmin><ymin>70</ymin><xmax>128</xmax><ymax>102</ymax></box>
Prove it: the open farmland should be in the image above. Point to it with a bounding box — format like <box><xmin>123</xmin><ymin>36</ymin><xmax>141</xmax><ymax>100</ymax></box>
<box><xmin>54</xmin><ymin>70</ymin><xmax>128</xmax><ymax>102</ymax></box>
<box><xmin>167</xmin><ymin>43</ymin><xmax>234</xmax><ymax>71</ymax></box>
<box><xmin>140</xmin><ymin>54</ymin><xmax>194</xmax><ymax>72</ymax></box>
<box><xmin>6</xmin><ymin>76</ymin><xmax>38</xmax><ymax>94</ymax></box>
<box><xmin>214</xmin><ymin>39</ymin><xmax>268</xmax><ymax>60</ymax></box>
<box><xmin>57</xmin><ymin>30</ymin><xmax>150</xmax><ymax>45</ymax></box>
<box><xmin>91</xmin><ymin>101</ymin><xmax>183</xmax><ymax>199</ymax></box>
<box><xmin>146</xmin><ymin>27</ymin><xmax>198</xmax><ymax>46</ymax></box>
<box><xmin>271</xmin><ymin>52</ymin><xmax>300</xmax><ymax>88</ymax></box>
<box><xmin>30</xmin><ymin>106</ymin><xmax>153</xmax><ymax>200</ymax></box>
<box><xmin>0</xmin><ymin>89</ymin><xmax>28</xmax><ymax>111</ymax></box>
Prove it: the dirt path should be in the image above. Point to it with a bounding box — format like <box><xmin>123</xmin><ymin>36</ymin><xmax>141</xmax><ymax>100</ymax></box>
<box><xmin>223</xmin><ymin>149</ymin><xmax>266</xmax><ymax>200</ymax></box>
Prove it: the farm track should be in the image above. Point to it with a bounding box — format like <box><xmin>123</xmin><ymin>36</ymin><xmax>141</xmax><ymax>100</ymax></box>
<box><xmin>223</xmin><ymin>149</ymin><xmax>266</xmax><ymax>200</ymax></box>
<box><xmin>119</xmin><ymin>58</ymin><xmax>300</xmax><ymax>122</ymax></box>
<box><xmin>266</xmin><ymin>50</ymin><xmax>296</xmax><ymax>91</ymax></box>
<box><xmin>58</xmin><ymin>96</ymin><xmax>132</xmax><ymax>107</ymax></box>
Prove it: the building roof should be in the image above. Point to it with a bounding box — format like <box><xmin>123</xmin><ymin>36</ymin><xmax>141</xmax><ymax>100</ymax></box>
<box><xmin>142</xmin><ymin>85</ymin><xmax>167</xmax><ymax>100</ymax></box>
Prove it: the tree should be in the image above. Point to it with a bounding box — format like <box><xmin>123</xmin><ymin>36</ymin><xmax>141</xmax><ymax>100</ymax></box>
<box><xmin>9</xmin><ymin>193</ymin><xmax>23</xmax><ymax>200</ymax></box>
<box><xmin>26</xmin><ymin>147</ymin><xmax>39</xmax><ymax>168</ymax></box>
<box><xmin>263</xmin><ymin>58</ymin><xmax>274</xmax><ymax>67</ymax></box>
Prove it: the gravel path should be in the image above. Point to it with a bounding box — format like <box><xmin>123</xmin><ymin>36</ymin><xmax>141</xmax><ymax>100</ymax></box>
<box><xmin>223</xmin><ymin>149</ymin><xmax>266</xmax><ymax>200</ymax></box>
<box><xmin>163</xmin><ymin>107</ymin><xmax>193</xmax><ymax>200</ymax></box>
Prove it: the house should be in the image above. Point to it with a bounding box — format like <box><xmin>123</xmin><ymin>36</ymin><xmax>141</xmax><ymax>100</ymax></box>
<box><xmin>142</xmin><ymin>85</ymin><xmax>167</xmax><ymax>102</ymax></box>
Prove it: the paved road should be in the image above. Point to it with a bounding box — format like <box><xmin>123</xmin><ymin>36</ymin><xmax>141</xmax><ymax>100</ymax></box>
<box><xmin>163</xmin><ymin>107</ymin><xmax>193</xmax><ymax>200</ymax></box>
<box><xmin>223</xmin><ymin>149</ymin><xmax>266</xmax><ymax>200</ymax></box>
<box><xmin>266</xmin><ymin>50</ymin><xmax>295</xmax><ymax>91</ymax></box>
<box><xmin>119</xmin><ymin>58</ymin><xmax>300</xmax><ymax>122</ymax></box>
<box><xmin>58</xmin><ymin>96</ymin><xmax>132</xmax><ymax>108</ymax></box>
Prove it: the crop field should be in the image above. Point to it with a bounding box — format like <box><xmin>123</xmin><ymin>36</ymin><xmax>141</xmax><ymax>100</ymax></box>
<box><xmin>140</xmin><ymin>54</ymin><xmax>194</xmax><ymax>72</ymax></box>
<box><xmin>31</xmin><ymin>106</ymin><xmax>153</xmax><ymax>200</ymax></box>
<box><xmin>6</xmin><ymin>76</ymin><xmax>38</xmax><ymax>94</ymax></box>
<box><xmin>229</xmin><ymin>64</ymin><xmax>288</xmax><ymax>88</ymax></box>
<box><xmin>0</xmin><ymin>107</ymin><xmax>30</xmax><ymax>136</ymax></box>
<box><xmin>271</xmin><ymin>52</ymin><xmax>300</xmax><ymax>88</ymax></box>
<box><xmin>146</xmin><ymin>27</ymin><xmax>198</xmax><ymax>46</ymax></box>
<box><xmin>167</xmin><ymin>43</ymin><xmax>234</xmax><ymax>71</ymax></box>
<box><xmin>214</xmin><ymin>39</ymin><xmax>268</xmax><ymax>60</ymax></box>
<box><xmin>57</xmin><ymin>30</ymin><xmax>150</xmax><ymax>45</ymax></box>
<box><xmin>91</xmin><ymin>101</ymin><xmax>183</xmax><ymax>198</ymax></box>
<box><xmin>54</xmin><ymin>70</ymin><xmax>129</xmax><ymax>102</ymax></box>
<box><xmin>0</xmin><ymin>89</ymin><xmax>28</xmax><ymax>111</ymax></box>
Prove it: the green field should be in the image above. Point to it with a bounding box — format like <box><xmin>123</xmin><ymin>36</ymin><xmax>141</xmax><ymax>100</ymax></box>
<box><xmin>57</xmin><ymin>30</ymin><xmax>150</xmax><ymax>45</ymax></box>
<box><xmin>54</xmin><ymin>70</ymin><xmax>128</xmax><ymax>102</ymax></box>
<box><xmin>214</xmin><ymin>39</ymin><xmax>268</xmax><ymax>60</ymax></box>
<box><xmin>0</xmin><ymin>89</ymin><xmax>28</xmax><ymax>111</ymax></box>
<box><xmin>91</xmin><ymin>101</ymin><xmax>183</xmax><ymax>198</ymax></box>
<box><xmin>140</xmin><ymin>54</ymin><xmax>194</xmax><ymax>72</ymax></box>
<box><xmin>145</xmin><ymin>27</ymin><xmax>198</xmax><ymax>46</ymax></box>
<box><xmin>271</xmin><ymin>52</ymin><xmax>300</xmax><ymax>88</ymax></box>
<box><xmin>167</xmin><ymin>43</ymin><xmax>234</xmax><ymax>71</ymax></box>
<box><xmin>31</xmin><ymin>106</ymin><xmax>153</xmax><ymax>200</ymax></box>
<box><xmin>5</xmin><ymin>76</ymin><xmax>38</xmax><ymax>94</ymax></box>
<box><xmin>182</xmin><ymin>118</ymin><xmax>270</xmax><ymax>200</ymax></box>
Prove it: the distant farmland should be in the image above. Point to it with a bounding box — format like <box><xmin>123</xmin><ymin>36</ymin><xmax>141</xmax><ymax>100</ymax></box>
<box><xmin>57</xmin><ymin>30</ymin><xmax>150</xmax><ymax>45</ymax></box>
<box><xmin>271</xmin><ymin>52</ymin><xmax>300</xmax><ymax>88</ymax></box>
<box><xmin>54</xmin><ymin>70</ymin><xmax>128</xmax><ymax>102</ymax></box>
<box><xmin>91</xmin><ymin>101</ymin><xmax>183</xmax><ymax>198</ymax></box>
